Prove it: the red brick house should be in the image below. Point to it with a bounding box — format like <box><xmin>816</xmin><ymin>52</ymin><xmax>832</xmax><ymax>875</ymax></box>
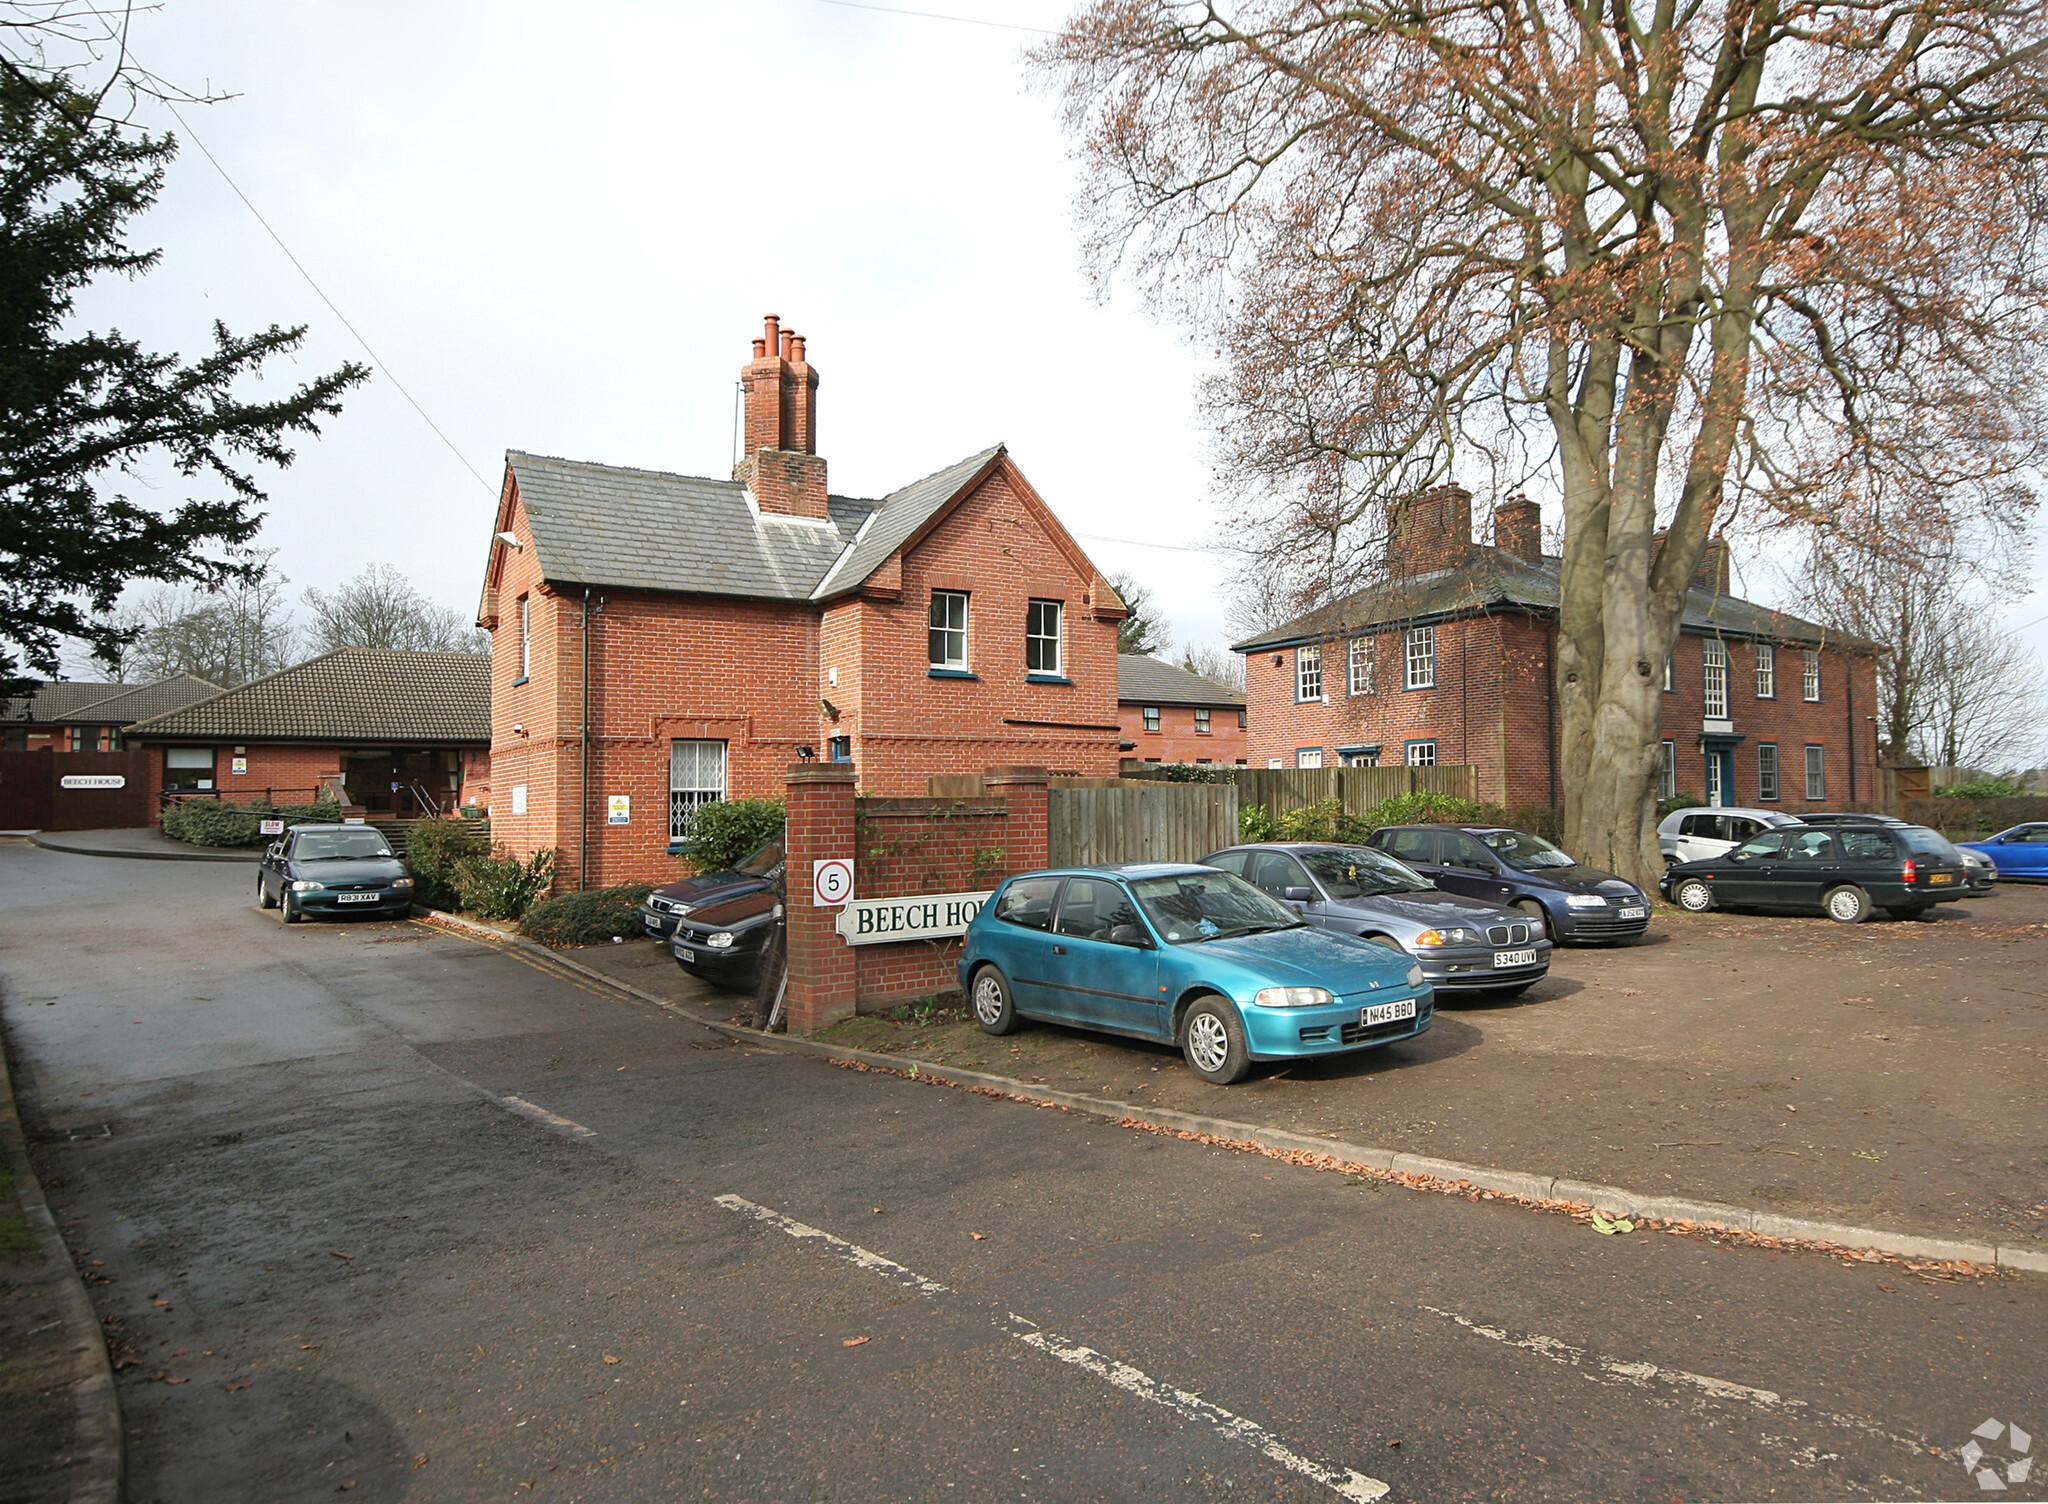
<box><xmin>479</xmin><ymin>315</ymin><xmax>1127</xmax><ymax>887</ymax></box>
<box><xmin>1116</xmin><ymin>655</ymin><xmax>1247</xmax><ymax>765</ymax></box>
<box><xmin>123</xmin><ymin>648</ymin><xmax>490</xmax><ymax>824</ymax></box>
<box><xmin>2</xmin><ymin>674</ymin><xmax>221</xmax><ymax>751</ymax></box>
<box><xmin>1234</xmin><ymin>487</ymin><xmax>1880</xmax><ymax>810</ymax></box>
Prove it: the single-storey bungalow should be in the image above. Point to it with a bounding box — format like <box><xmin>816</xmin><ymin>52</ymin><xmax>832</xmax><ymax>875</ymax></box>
<box><xmin>2</xmin><ymin>674</ymin><xmax>222</xmax><ymax>751</ymax></box>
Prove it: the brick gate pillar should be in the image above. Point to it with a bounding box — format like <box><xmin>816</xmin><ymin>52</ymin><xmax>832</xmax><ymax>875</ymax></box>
<box><xmin>784</xmin><ymin>763</ymin><xmax>859</xmax><ymax>1034</ymax></box>
<box><xmin>980</xmin><ymin>766</ymin><xmax>1050</xmax><ymax>875</ymax></box>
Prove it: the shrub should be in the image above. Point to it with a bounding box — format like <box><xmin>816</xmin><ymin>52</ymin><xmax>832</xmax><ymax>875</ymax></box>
<box><xmin>1656</xmin><ymin>791</ymin><xmax>1706</xmax><ymax>820</ymax></box>
<box><xmin>1126</xmin><ymin>763</ymin><xmax>1238</xmax><ymax>784</ymax></box>
<box><xmin>519</xmin><ymin>884</ymin><xmax>655</xmax><ymax>947</ymax></box>
<box><xmin>1902</xmin><ymin>793</ymin><xmax>2048</xmax><ymax>836</ymax></box>
<box><xmin>161</xmin><ymin>793</ymin><xmax>342</xmax><ymax>847</ymax></box>
<box><xmin>1344</xmin><ymin>790</ymin><xmax>1484</xmax><ymax>835</ymax></box>
<box><xmin>454</xmin><ymin>845</ymin><xmax>557</xmax><ymax>920</ymax></box>
<box><xmin>405</xmin><ymin>816</ymin><xmax>491</xmax><ymax>910</ymax></box>
<box><xmin>1238</xmin><ymin>802</ymin><xmax>1280</xmax><ymax>842</ymax></box>
<box><xmin>1935</xmin><ymin>777</ymin><xmax>2030</xmax><ymax>800</ymax></box>
<box><xmin>677</xmin><ymin>798</ymin><xmax>784</xmax><ymax>875</ymax></box>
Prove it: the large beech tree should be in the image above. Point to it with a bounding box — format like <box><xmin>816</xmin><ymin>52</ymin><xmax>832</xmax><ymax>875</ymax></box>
<box><xmin>1040</xmin><ymin>0</ymin><xmax>2048</xmax><ymax>881</ymax></box>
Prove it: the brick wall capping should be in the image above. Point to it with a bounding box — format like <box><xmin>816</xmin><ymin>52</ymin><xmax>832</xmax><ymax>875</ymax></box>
<box><xmin>980</xmin><ymin>765</ymin><xmax>1053</xmax><ymax>784</ymax></box>
<box><xmin>786</xmin><ymin>763</ymin><xmax>860</xmax><ymax>784</ymax></box>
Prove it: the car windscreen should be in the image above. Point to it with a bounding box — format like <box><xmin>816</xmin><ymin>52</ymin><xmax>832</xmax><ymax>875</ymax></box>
<box><xmin>293</xmin><ymin>833</ymin><xmax>394</xmax><ymax>860</ymax></box>
<box><xmin>1477</xmin><ymin>829</ymin><xmax>1578</xmax><ymax>870</ymax></box>
<box><xmin>1898</xmin><ymin>827</ymin><xmax>1964</xmax><ymax>860</ymax></box>
<box><xmin>1298</xmin><ymin>847</ymin><xmax>1434</xmax><ymax>896</ymax></box>
<box><xmin>1128</xmin><ymin>870</ymin><xmax>1303</xmax><ymax>945</ymax></box>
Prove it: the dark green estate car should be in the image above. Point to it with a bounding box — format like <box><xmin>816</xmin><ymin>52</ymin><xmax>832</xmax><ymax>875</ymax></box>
<box><xmin>255</xmin><ymin>823</ymin><xmax>415</xmax><ymax>923</ymax></box>
<box><xmin>1658</xmin><ymin>821</ymin><xmax>1968</xmax><ymax>922</ymax></box>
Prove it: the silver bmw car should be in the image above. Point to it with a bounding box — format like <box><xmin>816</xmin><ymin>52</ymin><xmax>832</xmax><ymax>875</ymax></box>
<box><xmin>1199</xmin><ymin>842</ymin><xmax>1554</xmax><ymax>998</ymax></box>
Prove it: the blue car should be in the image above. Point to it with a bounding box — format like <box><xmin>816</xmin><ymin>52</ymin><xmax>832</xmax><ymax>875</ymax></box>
<box><xmin>957</xmin><ymin>863</ymin><xmax>1433</xmax><ymax>1085</ymax></box>
<box><xmin>1957</xmin><ymin>823</ymin><xmax>2048</xmax><ymax>880</ymax></box>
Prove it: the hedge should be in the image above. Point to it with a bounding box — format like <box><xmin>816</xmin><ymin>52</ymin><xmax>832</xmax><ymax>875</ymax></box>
<box><xmin>519</xmin><ymin>884</ymin><xmax>656</xmax><ymax>947</ymax></box>
<box><xmin>162</xmin><ymin>794</ymin><xmax>342</xmax><ymax>848</ymax></box>
<box><xmin>404</xmin><ymin>816</ymin><xmax>491</xmax><ymax>910</ymax></box>
<box><xmin>1902</xmin><ymin>794</ymin><xmax>2048</xmax><ymax>837</ymax></box>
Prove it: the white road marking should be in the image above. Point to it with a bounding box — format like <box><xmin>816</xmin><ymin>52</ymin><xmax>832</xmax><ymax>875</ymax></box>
<box><xmin>500</xmin><ymin>1095</ymin><xmax>596</xmax><ymax>1139</ymax></box>
<box><xmin>715</xmin><ymin>1193</ymin><xmax>1389</xmax><ymax>1501</ymax></box>
<box><xmin>1421</xmin><ymin>1306</ymin><xmax>1934</xmax><ymax>1455</ymax></box>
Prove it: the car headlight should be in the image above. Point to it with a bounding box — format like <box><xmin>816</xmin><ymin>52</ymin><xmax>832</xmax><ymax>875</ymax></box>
<box><xmin>390</xmin><ymin>877</ymin><xmax>414</xmax><ymax>888</ymax></box>
<box><xmin>1253</xmin><ymin>986</ymin><xmax>1333</xmax><ymax>1008</ymax></box>
<box><xmin>1407</xmin><ymin>965</ymin><xmax>1425</xmax><ymax>988</ymax></box>
<box><xmin>1565</xmin><ymin>894</ymin><xmax>1608</xmax><ymax>909</ymax></box>
<box><xmin>1412</xmin><ymin>927</ymin><xmax>1477</xmax><ymax>946</ymax></box>
<box><xmin>290</xmin><ymin>880</ymin><xmax>324</xmax><ymax>891</ymax></box>
<box><xmin>705</xmin><ymin>931</ymin><xmax>736</xmax><ymax>949</ymax></box>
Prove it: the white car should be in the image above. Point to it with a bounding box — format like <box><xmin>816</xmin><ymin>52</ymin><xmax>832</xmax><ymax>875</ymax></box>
<box><xmin>1657</xmin><ymin>807</ymin><xmax>1805</xmax><ymax>865</ymax></box>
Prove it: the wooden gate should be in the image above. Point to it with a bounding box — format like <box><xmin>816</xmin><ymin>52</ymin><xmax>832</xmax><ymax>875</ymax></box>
<box><xmin>1047</xmin><ymin>782</ymin><xmax>1240</xmax><ymax>867</ymax></box>
<box><xmin>0</xmin><ymin>749</ymin><xmax>153</xmax><ymax>830</ymax></box>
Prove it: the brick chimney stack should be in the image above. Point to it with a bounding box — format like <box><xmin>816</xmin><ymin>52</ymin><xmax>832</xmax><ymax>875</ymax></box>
<box><xmin>1492</xmin><ymin>496</ymin><xmax>1541</xmax><ymax>562</ymax></box>
<box><xmin>1387</xmin><ymin>484</ymin><xmax>1473</xmax><ymax>577</ymax></box>
<box><xmin>735</xmin><ymin>313</ymin><xmax>827</xmax><ymax>519</ymax></box>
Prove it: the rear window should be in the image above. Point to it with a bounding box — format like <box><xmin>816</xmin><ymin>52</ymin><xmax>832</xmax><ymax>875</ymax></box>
<box><xmin>1898</xmin><ymin>827</ymin><xmax>1963</xmax><ymax>860</ymax></box>
<box><xmin>1380</xmin><ymin>829</ymin><xmax>1437</xmax><ymax>863</ymax></box>
<box><xmin>994</xmin><ymin>876</ymin><xmax>1060</xmax><ymax>931</ymax></box>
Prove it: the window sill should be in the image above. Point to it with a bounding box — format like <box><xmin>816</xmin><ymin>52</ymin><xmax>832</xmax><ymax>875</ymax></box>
<box><xmin>1025</xmin><ymin>673</ymin><xmax>1071</xmax><ymax>685</ymax></box>
<box><xmin>928</xmin><ymin>668</ymin><xmax>978</xmax><ymax>680</ymax></box>
<box><xmin>511</xmin><ymin>675</ymin><xmax>529</xmax><ymax>688</ymax></box>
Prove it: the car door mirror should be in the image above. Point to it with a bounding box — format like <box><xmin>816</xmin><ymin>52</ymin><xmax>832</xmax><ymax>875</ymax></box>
<box><xmin>1107</xmin><ymin>924</ymin><xmax>1154</xmax><ymax>949</ymax></box>
<box><xmin>267</xmin><ymin>842</ymin><xmax>284</xmax><ymax>859</ymax></box>
<box><xmin>1283</xmin><ymin>886</ymin><xmax>1314</xmax><ymax>902</ymax></box>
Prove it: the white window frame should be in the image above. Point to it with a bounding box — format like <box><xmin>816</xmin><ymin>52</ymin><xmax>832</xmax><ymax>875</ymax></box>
<box><xmin>669</xmin><ymin>738</ymin><xmax>728</xmax><ymax>841</ymax></box>
<box><xmin>1295</xmin><ymin>746</ymin><xmax>1324</xmax><ymax>769</ymax></box>
<box><xmin>517</xmin><ymin>595</ymin><xmax>531</xmax><ymax>680</ymax></box>
<box><xmin>1702</xmin><ymin>637</ymin><xmax>1728</xmax><ymax>718</ymax></box>
<box><xmin>1405</xmin><ymin>740</ymin><xmax>1437</xmax><ymax>766</ymax></box>
<box><xmin>1663</xmin><ymin>653</ymin><xmax>1674</xmax><ymax>693</ymax></box>
<box><xmin>1660</xmin><ymin>739</ymin><xmax>1677</xmax><ymax>800</ymax></box>
<box><xmin>1755</xmin><ymin>642</ymin><xmax>1776</xmax><ymax>699</ymax></box>
<box><xmin>1802</xmin><ymin>649</ymin><xmax>1821</xmax><ymax>702</ymax></box>
<box><xmin>1805</xmin><ymin>743</ymin><xmax>1826</xmax><ymax>800</ymax></box>
<box><xmin>1758</xmin><ymin>742</ymin><xmax>1780</xmax><ymax>801</ymax></box>
<box><xmin>1296</xmin><ymin>643</ymin><xmax>1323</xmax><ymax>702</ymax></box>
<box><xmin>1026</xmin><ymin>598</ymin><xmax>1062</xmax><ymax>675</ymax></box>
<box><xmin>1194</xmin><ymin>707</ymin><xmax>1211</xmax><ymax>734</ymax></box>
<box><xmin>929</xmin><ymin>590</ymin><xmax>969</xmax><ymax>670</ymax></box>
<box><xmin>1142</xmin><ymin>706</ymin><xmax>1160</xmax><ymax>732</ymax></box>
<box><xmin>1404</xmin><ymin>625</ymin><xmax>1435</xmax><ymax>689</ymax></box>
<box><xmin>1348</xmin><ymin>637</ymin><xmax>1375</xmax><ymax>696</ymax></box>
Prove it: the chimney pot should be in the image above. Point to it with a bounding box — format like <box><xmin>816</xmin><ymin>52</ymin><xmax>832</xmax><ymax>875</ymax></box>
<box><xmin>734</xmin><ymin>312</ymin><xmax>827</xmax><ymax>517</ymax></box>
<box><xmin>752</xmin><ymin>338</ymin><xmax>767</xmax><ymax>359</ymax></box>
<box><xmin>763</xmin><ymin>313</ymin><xmax>781</xmax><ymax>354</ymax></box>
<box><xmin>791</xmin><ymin>334</ymin><xmax>806</xmax><ymax>363</ymax></box>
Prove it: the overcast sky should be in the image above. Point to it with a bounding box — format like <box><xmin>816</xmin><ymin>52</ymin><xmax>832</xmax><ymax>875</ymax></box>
<box><xmin>62</xmin><ymin>0</ymin><xmax>2048</xmax><ymax>674</ymax></box>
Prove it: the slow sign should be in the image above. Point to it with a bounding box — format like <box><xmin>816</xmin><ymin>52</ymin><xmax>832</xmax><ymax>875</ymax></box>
<box><xmin>59</xmin><ymin>775</ymin><xmax>125</xmax><ymax>789</ymax></box>
<box><xmin>833</xmin><ymin>891</ymin><xmax>992</xmax><ymax>946</ymax></box>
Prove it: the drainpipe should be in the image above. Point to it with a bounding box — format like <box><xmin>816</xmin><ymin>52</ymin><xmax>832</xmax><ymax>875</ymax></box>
<box><xmin>1544</xmin><ymin>617</ymin><xmax>1558</xmax><ymax>811</ymax></box>
<box><xmin>1846</xmin><ymin>651</ymin><xmax>1857</xmax><ymax>805</ymax></box>
<box><xmin>580</xmin><ymin>588</ymin><xmax>592</xmax><ymax>891</ymax></box>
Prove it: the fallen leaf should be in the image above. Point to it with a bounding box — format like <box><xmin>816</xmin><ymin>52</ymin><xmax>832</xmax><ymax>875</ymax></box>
<box><xmin>164</xmin><ymin>1376</ymin><xmax>188</xmax><ymax>1385</ymax></box>
<box><xmin>970</xmin><ymin>1232</ymin><xmax>986</xmax><ymax>1241</ymax></box>
<box><xmin>151</xmin><ymin>1299</ymin><xmax>171</xmax><ymax>1308</ymax></box>
<box><xmin>414</xmin><ymin>1456</ymin><xmax>429</xmax><ymax>1469</ymax></box>
<box><xmin>1589</xmin><ymin>1211</ymin><xmax>1635</xmax><ymax>1236</ymax></box>
<box><xmin>338</xmin><ymin>1483</ymin><xmax>355</xmax><ymax>1493</ymax></box>
<box><xmin>329</xmin><ymin>1251</ymin><xmax>354</xmax><ymax>1262</ymax></box>
<box><xmin>299</xmin><ymin>1343</ymin><xmax>322</xmax><ymax>1350</ymax></box>
<box><xmin>603</xmin><ymin>1355</ymin><xmax>620</xmax><ymax>1365</ymax></box>
<box><xmin>226</xmin><ymin>1381</ymin><xmax>253</xmax><ymax>1392</ymax></box>
<box><xmin>842</xmin><ymin>1337</ymin><xmax>870</xmax><ymax>1348</ymax></box>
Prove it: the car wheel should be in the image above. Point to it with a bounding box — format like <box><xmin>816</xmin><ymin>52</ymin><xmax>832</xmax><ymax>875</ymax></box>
<box><xmin>280</xmin><ymin>891</ymin><xmax>303</xmax><ymax>925</ymax></box>
<box><xmin>256</xmin><ymin>872</ymin><xmax>276</xmax><ymax>910</ymax></box>
<box><xmin>1180</xmin><ymin>995</ymin><xmax>1250</xmax><ymax>1085</ymax></box>
<box><xmin>1672</xmin><ymin>878</ymin><xmax>1715</xmax><ymax>913</ymax></box>
<box><xmin>1362</xmin><ymin>933</ymin><xmax>1407</xmax><ymax>952</ymax></box>
<box><xmin>970</xmin><ymin>965</ymin><xmax>1019</xmax><ymax>1036</ymax></box>
<box><xmin>1514</xmin><ymin>899</ymin><xmax>1554</xmax><ymax>938</ymax></box>
<box><xmin>1824</xmin><ymin>884</ymin><xmax>1872</xmax><ymax>923</ymax></box>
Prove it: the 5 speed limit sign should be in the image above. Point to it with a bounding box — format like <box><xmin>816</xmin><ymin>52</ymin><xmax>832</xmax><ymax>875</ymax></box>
<box><xmin>811</xmin><ymin>858</ymin><xmax>854</xmax><ymax>907</ymax></box>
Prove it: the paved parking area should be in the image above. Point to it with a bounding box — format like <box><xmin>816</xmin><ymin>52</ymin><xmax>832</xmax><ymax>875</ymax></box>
<box><xmin>576</xmin><ymin>887</ymin><xmax>2048</xmax><ymax>1251</ymax></box>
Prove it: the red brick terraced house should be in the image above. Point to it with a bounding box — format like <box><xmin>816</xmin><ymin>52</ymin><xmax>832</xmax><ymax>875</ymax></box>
<box><xmin>1233</xmin><ymin>487</ymin><xmax>1880</xmax><ymax>812</ymax></box>
<box><xmin>479</xmin><ymin>315</ymin><xmax>1128</xmax><ymax>888</ymax></box>
<box><xmin>1116</xmin><ymin>655</ymin><xmax>1248</xmax><ymax>766</ymax></box>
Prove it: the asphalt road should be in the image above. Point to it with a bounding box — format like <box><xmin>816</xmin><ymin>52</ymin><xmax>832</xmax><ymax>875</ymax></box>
<box><xmin>1</xmin><ymin>842</ymin><xmax>2042</xmax><ymax>1503</ymax></box>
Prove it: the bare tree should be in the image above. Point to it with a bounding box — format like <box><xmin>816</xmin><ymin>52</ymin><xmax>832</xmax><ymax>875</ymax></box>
<box><xmin>117</xmin><ymin>550</ymin><xmax>297</xmax><ymax>685</ymax></box>
<box><xmin>302</xmin><ymin>564</ymin><xmax>487</xmax><ymax>655</ymax></box>
<box><xmin>1106</xmin><ymin>569</ymin><xmax>1171</xmax><ymax>656</ymax></box>
<box><xmin>1039</xmin><ymin>2</ymin><xmax>2048</xmax><ymax>883</ymax></box>
<box><xmin>1177</xmin><ymin>641</ymin><xmax>1247</xmax><ymax>691</ymax></box>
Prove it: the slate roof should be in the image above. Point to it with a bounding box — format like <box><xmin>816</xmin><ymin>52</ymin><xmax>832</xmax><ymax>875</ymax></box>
<box><xmin>2</xmin><ymin>680</ymin><xmax>125</xmax><ymax>723</ymax></box>
<box><xmin>1117</xmin><ymin>655</ymin><xmax>1246</xmax><ymax>707</ymax></box>
<box><xmin>68</xmin><ymin>674</ymin><xmax>223</xmax><ymax>724</ymax></box>
<box><xmin>1231</xmin><ymin>547</ymin><xmax>1869</xmax><ymax>654</ymax></box>
<box><xmin>504</xmin><ymin>444</ymin><xmax>1007</xmax><ymax>604</ymax></box>
<box><xmin>125</xmin><ymin>649</ymin><xmax>489</xmax><ymax>743</ymax></box>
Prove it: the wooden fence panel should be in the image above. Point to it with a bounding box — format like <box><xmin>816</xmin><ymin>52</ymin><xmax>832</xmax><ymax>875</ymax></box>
<box><xmin>1047</xmin><ymin>784</ymin><xmax>1240</xmax><ymax>868</ymax></box>
<box><xmin>1231</xmin><ymin>763</ymin><xmax>1477</xmax><ymax>815</ymax></box>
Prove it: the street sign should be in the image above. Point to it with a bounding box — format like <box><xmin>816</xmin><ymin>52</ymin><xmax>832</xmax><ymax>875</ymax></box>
<box><xmin>833</xmin><ymin>891</ymin><xmax>992</xmax><ymax>945</ymax></box>
<box><xmin>607</xmin><ymin>795</ymin><xmax>631</xmax><ymax>825</ymax></box>
<box><xmin>259</xmin><ymin>819</ymin><xmax>285</xmax><ymax>835</ymax></box>
<box><xmin>811</xmin><ymin>858</ymin><xmax>854</xmax><ymax>906</ymax></box>
<box><xmin>59</xmin><ymin>775</ymin><xmax>125</xmax><ymax>789</ymax></box>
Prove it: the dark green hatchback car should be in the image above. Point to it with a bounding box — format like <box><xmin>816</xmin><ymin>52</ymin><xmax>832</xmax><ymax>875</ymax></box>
<box><xmin>255</xmin><ymin>823</ymin><xmax>416</xmax><ymax>923</ymax></box>
<box><xmin>1658</xmin><ymin>821</ymin><xmax>1968</xmax><ymax>922</ymax></box>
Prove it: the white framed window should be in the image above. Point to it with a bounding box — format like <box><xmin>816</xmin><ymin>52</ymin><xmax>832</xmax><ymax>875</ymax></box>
<box><xmin>1295</xmin><ymin>746</ymin><xmax>1324</xmax><ymax>769</ymax></box>
<box><xmin>517</xmin><ymin>595</ymin><xmax>531</xmax><ymax>681</ymax></box>
<box><xmin>929</xmin><ymin>590</ymin><xmax>969</xmax><ymax>669</ymax></box>
<box><xmin>1026</xmin><ymin>599</ymin><xmax>1062</xmax><ymax>674</ymax></box>
<box><xmin>1237</xmin><ymin>708</ymin><xmax>1247</xmax><ymax>729</ymax></box>
<box><xmin>1805</xmin><ymin>743</ymin><xmax>1826</xmax><ymax>800</ymax></box>
<box><xmin>1758</xmin><ymin>742</ymin><xmax>1780</xmax><ymax>801</ymax></box>
<box><xmin>1663</xmin><ymin>653</ymin><xmax>1674</xmax><ymax>693</ymax></box>
<box><xmin>669</xmin><ymin>738</ymin><xmax>728</xmax><ymax>840</ymax></box>
<box><xmin>1802</xmin><ymin>649</ymin><xmax>1821</xmax><ymax>701</ymax></box>
<box><xmin>1339</xmin><ymin>746</ymin><xmax>1380</xmax><ymax>767</ymax></box>
<box><xmin>1702</xmin><ymin>637</ymin><xmax>1728</xmax><ymax>718</ymax></box>
<box><xmin>1406</xmin><ymin>739</ymin><xmax>1437</xmax><ymax>766</ymax></box>
<box><xmin>1142</xmin><ymin>706</ymin><xmax>1160</xmax><ymax>732</ymax></box>
<box><xmin>1296</xmin><ymin>643</ymin><xmax>1323</xmax><ymax>702</ymax></box>
<box><xmin>1348</xmin><ymin>637</ymin><xmax>1375</xmax><ymax>696</ymax></box>
<box><xmin>1755</xmin><ymin>643</ymin><xmax>1776</xmax><ymax>698</ymax></box>
<box><xmin>1195</xmin><ymin>708</ymin><xmax>1211</xmax><ymax>733</ymax></box>
<box><xmin>1659</xmin><ymin>739</ymin><xmax>1677</xmax><ymax>800</ymax></box>
<box><xmin>1404</xmin><ymin>625</ymin><xmax>1435</xmax><ymax>689</ymax></box>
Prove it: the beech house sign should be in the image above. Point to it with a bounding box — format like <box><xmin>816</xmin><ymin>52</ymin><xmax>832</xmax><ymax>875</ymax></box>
<box><xmin>833</xmin><ymin>891</ymin><xmax>993</xmax><ymax>946</ymax></box>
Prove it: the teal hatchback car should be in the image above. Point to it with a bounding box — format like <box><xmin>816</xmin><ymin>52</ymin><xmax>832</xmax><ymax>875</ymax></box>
<box><xmin>958</xmin><ymin>863</ymin><xmax>1434</xmax><ymax>1084</ymax></box>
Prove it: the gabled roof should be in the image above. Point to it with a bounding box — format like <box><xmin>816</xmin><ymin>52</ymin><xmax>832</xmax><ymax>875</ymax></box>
<box><xmin>1231</xmin><ymin>547</ymin><xmax>1871</xmax><ymax>654</ymax></box>
<box><xmin>125</xmin><ymin>648</ymin><xmax>488</xmax><ymax>744</ymax></box>
<box><xmin>2</xmin><ymin>680</ymin><xmax>125</xmax><ymax>723</ymax></box>
<box><xmin>1117</xmin><ymin>655</ymin><xmax>1245</xmax><ymax>707</ymax></box>
<box><xmin>808</xmin><ymin>446</ymin><xmax>1005</xmax><ymax>600</ymax></box>
<box><xmin>68</xmin><ymin>674</ymin><xmax>223</xmax><ymax>724</ymax></box>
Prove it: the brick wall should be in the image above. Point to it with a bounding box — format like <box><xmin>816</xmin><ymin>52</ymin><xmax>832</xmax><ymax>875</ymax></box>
<box><xmin>137</xmin><ymin>742</ymin><xmax>344</xmax><ymax>825</ymax></box>
<box><xmin>1118</xmin><ymin>701</ymin><xmax>1249</xmax><ymax>765</ymax></box>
